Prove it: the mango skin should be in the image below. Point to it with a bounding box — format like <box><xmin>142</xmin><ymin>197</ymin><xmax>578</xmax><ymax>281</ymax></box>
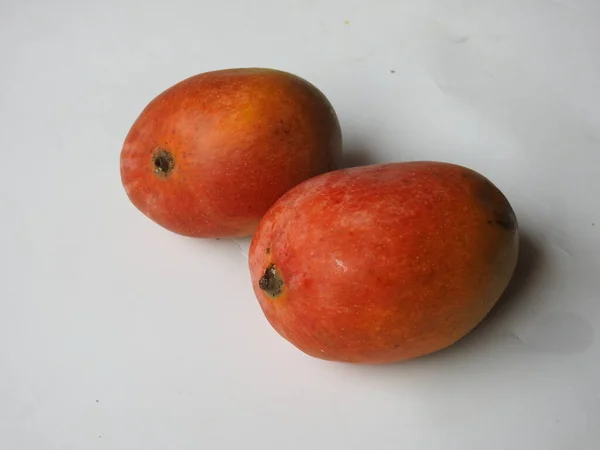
<box><xmin>120</xmin><ymin>68</ymin><xmax>342</xmax><ymax>238</ymax></box>
<box><xmin>249</xmin><ymin>161</ymin><xmax>519</xmax><ymax>364</ymax></box>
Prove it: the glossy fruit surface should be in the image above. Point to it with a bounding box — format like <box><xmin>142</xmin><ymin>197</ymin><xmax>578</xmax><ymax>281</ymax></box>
<box><xmin>120</xmin><ymin>68</ymin><xmax>341</xmax><ymax>237</ymax></box>
<box><xmin>249</xmin><ymin>161</ymin><xmax>519</xmax><ymax>363</ymax></box>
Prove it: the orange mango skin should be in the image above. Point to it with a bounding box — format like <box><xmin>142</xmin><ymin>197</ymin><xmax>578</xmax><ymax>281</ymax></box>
<box><xmin>120</xmin><ymin>68</ymin><xmax>342</xmax><ymax>238</ymax></box>
<box><xmin>249</xmin><ymin>162</ymin><xmax>519</xmax><ymax>364</ymax></box>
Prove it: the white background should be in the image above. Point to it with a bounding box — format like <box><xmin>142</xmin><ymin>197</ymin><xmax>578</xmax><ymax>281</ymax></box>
<box><xmin>1</xmin><ymin>0</ymin><xmax>599</xmax><ymax>449</ymax></box>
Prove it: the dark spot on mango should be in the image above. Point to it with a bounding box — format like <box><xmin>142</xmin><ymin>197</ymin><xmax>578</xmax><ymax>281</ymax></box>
<box><xmin>259</xmin><ymin>264</ymin><xmax>284</xmax><ymax>298</ymax></box>
<box><xmin>152</xmin><ymin>148</ymin><xmax>174</xmax><ymax>177</ymax></box>
<box><xmin>495</xmin><ymin>210</ymin><xmax>517</xmax><ymax>232</ymax></box>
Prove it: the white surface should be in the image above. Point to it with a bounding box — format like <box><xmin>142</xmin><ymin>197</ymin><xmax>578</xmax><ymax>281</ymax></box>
<box><xmin>1</xmin><ymin>1</ymin><xmax>599</xmax><ymax>449</ymax></box>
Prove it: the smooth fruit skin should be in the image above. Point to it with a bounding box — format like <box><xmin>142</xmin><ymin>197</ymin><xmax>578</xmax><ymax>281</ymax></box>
<box><xmin>120</xmin><ymin>68</ymin><xmax>342</xmax><ymax>238</ymax></box>
<box><xmin>249</xmin><ymin>161</ymin><xmax>519</xmax><ymax>364</ymax></box>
